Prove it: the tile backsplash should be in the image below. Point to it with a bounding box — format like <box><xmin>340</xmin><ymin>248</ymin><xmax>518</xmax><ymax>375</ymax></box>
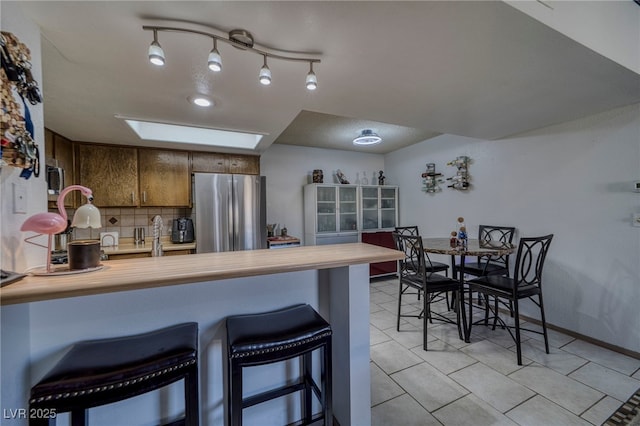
<box><xmin>59</xmin><ymin>207</ymin><xmax>192</xmax><ymax>241</ymax></box>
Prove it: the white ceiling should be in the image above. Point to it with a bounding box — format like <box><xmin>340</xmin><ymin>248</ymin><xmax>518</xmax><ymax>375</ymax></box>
<box><xmin>16</xmin><ymin>1</ymin><xmax>640</xmax><ymax>155</ymax></box>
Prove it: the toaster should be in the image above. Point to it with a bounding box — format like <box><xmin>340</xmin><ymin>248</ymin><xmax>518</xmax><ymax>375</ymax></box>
<box><xmin>171</xmin><ymin>217</ymin><xmax>195</xmax><ymax>243</ymax></box>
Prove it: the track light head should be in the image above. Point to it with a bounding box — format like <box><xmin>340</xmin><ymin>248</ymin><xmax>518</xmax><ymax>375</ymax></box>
<box><xmin>148</xmin><ymin>30</ymin><xmax>165</xmax><ymax>66</ymax></box>
<box><xmin>259</xmin><ymin>56</ymin><xmax>271</xmax><ymax>85</ymax></box>
<box><xmin>305</xmin><ymin>62</ymin><xmax>317</xmax><ymax>90</ymax></box>
<box><xmin>207</xmin><ymin>38</ymin><xmax>222</xmax><ymax>72</ymax></box>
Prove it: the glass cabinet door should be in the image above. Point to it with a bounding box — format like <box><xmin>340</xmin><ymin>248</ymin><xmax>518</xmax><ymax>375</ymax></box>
<box><xmin>338</xmin><ymin>186</ymin><xmax>358</xmax><ymax>232</ymax></box>
<box><xmin>361</xmin><ymin>187</ymin><xmax>379</xmax><ymax>230</ymax></box>
<box><xmin>380</xmin><ymin>187</ymin><xmax>397</xmax><ymax>229</ymax></box>
<box><xmin>316</xmin><ymin>186</ymin><xmax>337</xmax><ymax>233</ymax></box>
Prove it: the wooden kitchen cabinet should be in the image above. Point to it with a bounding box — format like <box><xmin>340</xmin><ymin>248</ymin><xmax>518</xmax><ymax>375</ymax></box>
<box><xmin>191</xmin><ymin>152</ymin><xmax>260</xmax><ymax>175</ymax></box>
<box><xmin>77</xmin><ymin>144</ymin><xmax>138</xmax><ymax>207</ymax></box>
<box><xmin>229</xmin><ymin>155</ymin><xmax>260</xmax><ymax>174</ymax></box>
<box><xmin>139</xmin><ymin>149</ymin><xmax>190</xmax><ymax>206</ymax></box>
<box><xmin>191</xmin><ymin>152</ymin><xmax>228</xmax><ymax>173</ymax></box>
<box><xmin>45</xmin><ymin>129</ymin><xmax>76</xmax><ymax>208</ymax></box>
<box><xmin>78</xmin><ymin>145</ymin><xmax>190</xmax><ymax>207</ymax></box>
<box><xmin>54</xmin><ymin>134</ymin><xmax>75</xmax><ymax>207</ymax></box>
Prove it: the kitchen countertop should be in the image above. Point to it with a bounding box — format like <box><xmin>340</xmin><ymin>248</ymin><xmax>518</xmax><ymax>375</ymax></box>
<box><xmin>100</xmin><ymin>237</ymin><xmax>196</xmax><ymax>255</ymax></box>
<box><xmin>0</xmin><ymin>243</ymin><xmax>403</xmax><ymax>306</ymax></box>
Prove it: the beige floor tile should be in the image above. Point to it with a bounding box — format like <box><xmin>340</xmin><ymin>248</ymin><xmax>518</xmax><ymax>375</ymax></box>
<box><xmin>433</xmin><ymin>394</ymin><xmax>519</xmax><ymax>426</ymax></box>
<box><xmin>581</xmin><ymin>396</ymin><xmax>626</xmax><ymax>426</ymax></box>
<box><xmin>460</xmin><ymin>340</ymin><xmax>532</xmax><ymax>375</ymax></box>
<box><xmin>391</xmin><ymin>362</ymin><xmax>468</xmax><ymax>412</ymax></box>
<box><xmin>568</xmin><ymin>361</ymin><xmax>640</xmax><ymax>402</ymax></box>
<box><xmin>449</xmin><ymin>362</ymin><xmax>536</xmax><ymax>413</ymax></box>
<box><xmin>370</xmin><ymin>340</ymin><xmax>423</xmax><ymax>375</ymax></box>
<box><xmin>562</xmin><ymin>339</ymin><xmax>640</xmax><ymax>376</ymax></box>
<box><xmin>371</xmin><ymin>362</ymin><xmax>405</xmax><ymax>407</ymax></box>
<box><xmin>411</xmin><ymin>339</ymin><xmax>477</xmax><ymax>375</ymax></box>
<box><xmin>371</xmin><ymin>394</ymin><xmax>440</xmax><ymax>426</ymax></box>
<box><xmin>519</xmin><ymin>340</ymin><xmax>588</xmax><ymax>375</ymax></box>
<box><xmin>508</xmin><ymin>365</ymin><xmax>604</xmax><ymax>415</ymax></box>
<box><xmin>505</xmin><ymin>395</ymin><xmax>592</xmax><ymax>426</ymax></box>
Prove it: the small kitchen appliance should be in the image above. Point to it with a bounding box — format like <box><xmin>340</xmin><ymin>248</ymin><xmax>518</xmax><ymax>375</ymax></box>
<box><xmin>171</xmin><ymin>218</ymin><xmax>195</xmax><ymax>243</ymax></box>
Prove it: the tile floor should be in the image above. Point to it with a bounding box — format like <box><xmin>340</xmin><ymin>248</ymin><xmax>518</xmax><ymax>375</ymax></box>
<box><xmin>369</xmin><ymin>277</ymin><xmax>640</xmax><ymax>426</ymax></box>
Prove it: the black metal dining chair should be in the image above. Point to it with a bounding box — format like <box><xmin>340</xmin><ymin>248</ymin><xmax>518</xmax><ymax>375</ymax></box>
<box><xmin>395</xmin><ymin>226</ymin><xmax>450</xmax><ymax>276</ymax></box>
<box><xmin>453</xmin><ymin>225</ymin><xmax>516</xmax><ymax>314</ymax></box>
<box><xmin>392</xmin><ymin>232</ymin><xmax>464</xmax><ymax>350</ymax></box>
<box><xmin>467</xmin><ymin>234</ymin><xmax>553</xmax><ymax>365</ymax></box>
<box><xmin>452</xmin><ymin>225</ymin><xmax>516</xmax><ymax>279</ymax></box>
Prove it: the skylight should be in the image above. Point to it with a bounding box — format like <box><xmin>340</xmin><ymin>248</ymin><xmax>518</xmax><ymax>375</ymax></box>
<box><xmin>122</xmin><ymin>119</ymin><xmax>264</xmax><ymax>150</ymax></box>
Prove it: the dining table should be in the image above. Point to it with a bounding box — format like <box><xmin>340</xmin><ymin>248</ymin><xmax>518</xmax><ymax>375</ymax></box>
<box><xmin>422</xmin><ymin>237</ymin><xmax>516</xmax><ymax>342</ymax></box>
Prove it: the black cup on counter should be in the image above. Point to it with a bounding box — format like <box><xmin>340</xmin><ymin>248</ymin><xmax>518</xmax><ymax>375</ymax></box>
<box><xmin>68</xmin><ymin>240</ymin><xmax>101</xmax><ymax>270</ymax></box>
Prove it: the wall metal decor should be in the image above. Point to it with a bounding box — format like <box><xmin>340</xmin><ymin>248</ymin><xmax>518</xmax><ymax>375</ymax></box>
<box><xmin>446</xmin><ymin>156</ymin><xmax>471</xmax><ymax>190</ymax></box>
<box><xmin>421</xmin><ymin>163</ymin><xmax>443</xmax><ymax>193</ymax></box>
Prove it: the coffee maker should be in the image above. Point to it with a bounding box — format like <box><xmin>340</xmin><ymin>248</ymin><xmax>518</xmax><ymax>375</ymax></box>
<box><xmin>171</xmin><ymin>218</ymin><xmax>195</xmax><ymax>243</ymax></box>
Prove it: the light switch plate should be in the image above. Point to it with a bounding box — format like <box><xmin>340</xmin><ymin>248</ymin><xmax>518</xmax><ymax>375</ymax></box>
<box><xmin>633</xmin><ymin>213</ymin><xmax>640</xmax><ymax>228</ymax></box>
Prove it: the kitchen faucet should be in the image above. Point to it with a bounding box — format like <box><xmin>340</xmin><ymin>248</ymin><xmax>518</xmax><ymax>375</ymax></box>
<box><xmin>151</xmin><ymin>215</ymin><xmax>163</xmax><ymax>257</ymax></box>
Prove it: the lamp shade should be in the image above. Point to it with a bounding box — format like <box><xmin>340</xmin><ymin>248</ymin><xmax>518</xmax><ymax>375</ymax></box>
<box><xmin>71</xmin><ymin>202</ymin><xmax>102</xmax><ymax>228</ymax></box>
<box><xmin>208</xmin><ymin>48</ymin><xmax>222</xmax><ymax>72</ymax></box>
<box><xmin>148</xmin><ymin>41</ymin><xmax>165</xmax><ymax>66</ymax></box>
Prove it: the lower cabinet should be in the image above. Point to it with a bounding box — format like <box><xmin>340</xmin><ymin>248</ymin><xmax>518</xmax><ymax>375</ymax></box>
<box><xmin>361</xmin><ymin>231</ymin><xmax>398</xmax><ymax>277</ymax></box>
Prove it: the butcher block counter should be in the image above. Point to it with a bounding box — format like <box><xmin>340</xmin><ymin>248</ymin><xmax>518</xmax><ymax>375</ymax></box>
<box><xmin>1</xmin><ymin>243</ymin><xmax>400</xmax><ymax>306</ymax></box>
<box><xmin>1</xmin><ymin>243</ymin><xmax>401</xmax><ymax>426</ymax></box>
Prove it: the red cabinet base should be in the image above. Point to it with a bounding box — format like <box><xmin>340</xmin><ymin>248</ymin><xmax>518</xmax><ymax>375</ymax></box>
<box><xmin>362</xmin><ymin>231</ymin><xmax>398</xmax><ymax>277</ymax></box>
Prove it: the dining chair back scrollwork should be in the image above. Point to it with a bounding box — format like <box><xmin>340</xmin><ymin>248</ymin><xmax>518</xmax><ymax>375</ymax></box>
<box><xmin>467</xmin><ymin>234</ymin><xmax>554</xmax><ymax>365</ymax></box>
<box><xmin>392</xmin><ymin>232</ymin><xmax>464</xmax><ymax>351</ymax></box>
<box><xmin>454</xmin><ymin>225</ymin><xmax>516</xmax><ymax>278</ymax></box>
<box><xmin>395</xmin><ymin>226</ymin><xmax>450</xmax><ymax>276</ymax></box>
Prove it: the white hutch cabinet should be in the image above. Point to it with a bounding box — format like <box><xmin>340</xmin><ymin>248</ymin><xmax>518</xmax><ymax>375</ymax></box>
<box><xmin>304</xmin><ymin>184</ymin><xmax>399</xmax><ymax>246</ymax></box>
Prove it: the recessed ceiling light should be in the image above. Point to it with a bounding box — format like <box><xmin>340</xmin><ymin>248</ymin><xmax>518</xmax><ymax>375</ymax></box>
<box><xmin>190</xmin><ymin>96</ymin><xmax>214</xmax><ymax>107</ymax></box>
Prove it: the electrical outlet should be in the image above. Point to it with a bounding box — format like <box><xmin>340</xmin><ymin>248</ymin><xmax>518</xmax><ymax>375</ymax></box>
<box><xmin>633</xmin><ymin>213</ymin><xmax>640</xmax><ymax>228</ymax></box>
<box><xmin>12</xmin><ymin>182</ymin><xmax>27</xmax><ymax>214</ymax></box>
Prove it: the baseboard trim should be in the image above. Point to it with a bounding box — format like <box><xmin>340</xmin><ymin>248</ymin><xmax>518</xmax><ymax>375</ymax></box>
<box><xmin>507</xmin><ymin>309</ymin><xmax>640</xmax><ymax>360</ymax></box>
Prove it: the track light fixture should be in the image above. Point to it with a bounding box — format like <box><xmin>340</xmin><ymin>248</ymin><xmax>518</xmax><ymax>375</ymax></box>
<box><xmin>143</xmin><ymin>25</ymin><xmax>320</xmax><ymax>90</ymax></box>
<box><xmin>207</xmin><ymin>38</ymin><xmax>222</xmax><ymax>72</ymax></box>
<box><xmin>306</xmin><ymin>62</ymin><xmax>317</xmax><ymax>90</ymax></box>
<box><xmin>259</xmin><ymin>55</ymin><xmax>272</xmax><ymax>85</ymax></box>
<box><xmin>353</xmin><ymin>129</ymin><xmax>382</xmax><ymax>146</ymax></box>
<box><xmin>148</xmin><ymin>29</ymin><xmax>165</xmax><ymax>66</ymax></box>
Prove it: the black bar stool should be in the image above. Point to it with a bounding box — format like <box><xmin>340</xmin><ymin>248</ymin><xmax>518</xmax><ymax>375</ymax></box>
<box><xmin>226</xmin><ymin>304</ymin><xmax>332</xmax><ymax>426</ymax></box>
<box><xmin>29</xmin><ymin>323</ymin><xmax>199</xmax><ymax>426</ymax></box>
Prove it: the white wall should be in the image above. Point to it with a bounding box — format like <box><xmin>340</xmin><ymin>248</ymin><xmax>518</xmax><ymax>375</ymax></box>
<box><xmin>0</xmin><ymin>1</ymin><xmax>45</xmax><ymax>419</ymax></box>
<box><xmin>0</xmin><ymin>2</ymin><xmax>46</xmax><ymax>273</ymax></box>
<box><xmin>260</xmin><ymin>144</ymin><xmax>384</xmax><ymax>243</ymax></box>
<box><xmin>384</xmin><ymin>103</ymin><xmax>640</xmax><ymax>353</ymax></box>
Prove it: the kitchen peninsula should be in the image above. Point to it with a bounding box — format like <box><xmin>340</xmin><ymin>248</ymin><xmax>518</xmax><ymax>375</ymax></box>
<box><xmin>1</xmin><ymin>243</ymin><xmax>402</xmax><ymax>426</ymax></box>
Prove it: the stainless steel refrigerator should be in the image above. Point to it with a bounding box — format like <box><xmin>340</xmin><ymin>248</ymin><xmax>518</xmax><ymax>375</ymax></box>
<box><xmin>194</xmin><ymin>173</ymin><xmax>266</xmax><ymax>253</ymax></box>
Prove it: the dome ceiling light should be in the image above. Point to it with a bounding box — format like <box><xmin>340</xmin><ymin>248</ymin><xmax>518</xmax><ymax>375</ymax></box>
<box><xmin>144</xmin><ymin>25</ymin><xmax>321</xmax><ymax>90</ymax></box>
<box><xmin>353</xmin><ymin>129</ymin><xmax>382</xmax><ymax>146</ymax></box>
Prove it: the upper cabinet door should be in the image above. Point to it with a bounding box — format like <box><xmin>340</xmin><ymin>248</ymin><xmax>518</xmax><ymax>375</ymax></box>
<box><xmin>229</xmin><ymin>155</ymin><xmax>260</xmax><ymax>175</ymax></box>
<box><xmin>139</xmin><ymin>149</ymin><xmax>190</xmax><ymax>207</ymax></box>
<box><xmin>54</xmin><ymin>134</ymin><xmax>76</xmax><ymax>208</ymax></box>
<box><xmin>191</xmin><ymin>152</ymin><xmax>229</xmax><ymax>173</ymax></box>
<box><xmin>77</xmin><ymin>144</ymin><xmax>138</xmax><ymax>207</ymax></box>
